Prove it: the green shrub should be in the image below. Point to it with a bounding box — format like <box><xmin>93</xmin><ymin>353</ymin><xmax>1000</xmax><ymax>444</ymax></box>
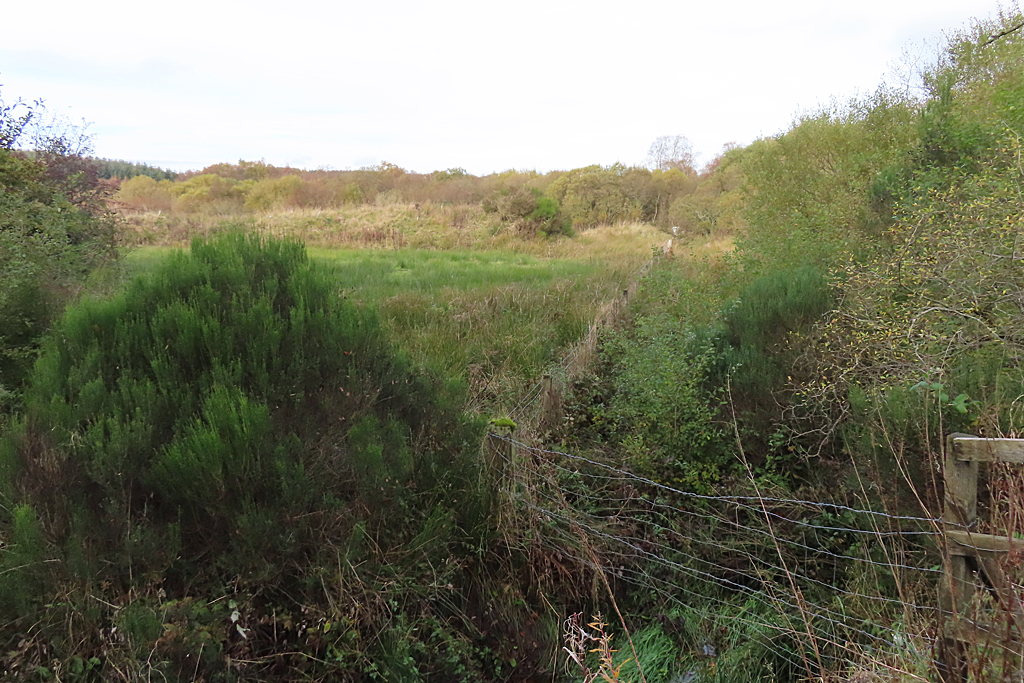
<box><xmin>579</xmin><ymin>261</ymin><xmax>833</xmax><ymax>489</ymax></box>
<box><xmin>0</xmin><ymin>145</ymin><xmax>116</xmax><ymax>406</ymax></box>
<box><xmin>168</xmin><ymin>173</ymin><xmax>244</xmax><ymax>213</ymax></box>
<box><xmin>482</xmin><ymin>185</ymin><xmax>572</xmax><ymax>237</ymax></box>
<box><xmin>243</xmin><ymin>173</ymin><xmax>303</xmax><ymax>211</ymax></box>
<box><xmin>115</xmin><ymin>174</ymin><xmax>175</xmax><ymax>211</ymax></box>
<box><xmin>547</xmin><ymin>164</ymin><xmax>644</xmax><ymax>229</ymax></box>
<box><xmin>734</xmin><ymin>89</ymin><xmax>918</xmax><ymax>275</ymax></box>
<box><xmin>720</xmin><ymin>266</ymin><xmax>833</xmax><ymax>396</ymax></box>
<box><xmin>598</xmin><ymin>313</ymin><xmax>728</xmax><ymax>492</ymax></box>
<box><xmin>0</xmin><ymin>504</ymin><xmax>48</xmax><ymax>616</ymax></box>
<box><xmin>1</xmin><ymin>230</ymin><xmax>484</xmax><ymax>594</ymax></box>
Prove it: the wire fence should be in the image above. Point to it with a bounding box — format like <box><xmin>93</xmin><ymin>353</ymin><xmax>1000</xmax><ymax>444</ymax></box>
<box><xmin>486</xmin><ymin>432</ymin><xmax>949</xmax><ymax>681</ymax></box>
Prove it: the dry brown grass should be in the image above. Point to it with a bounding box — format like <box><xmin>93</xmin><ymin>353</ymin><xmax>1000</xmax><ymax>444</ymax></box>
<box><xmin>119</xmin><ymin>203</ymin><xmax>497</xmax><ymax>248</ymax></box>
<box><xmin>120</xmin><ymin>205</ymin><xmax>669</xmax><ymax>256</ymax></box>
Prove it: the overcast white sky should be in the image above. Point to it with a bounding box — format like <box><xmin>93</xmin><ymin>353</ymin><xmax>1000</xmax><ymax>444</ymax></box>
<box><xmin>0</xmin><ymin>0</ymin><xmax>1012</xmax><ymax>175</ymax></box>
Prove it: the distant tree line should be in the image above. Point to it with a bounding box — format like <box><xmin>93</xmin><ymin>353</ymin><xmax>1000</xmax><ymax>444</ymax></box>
<box><xmin>112</xmin><ymin>143</ymin><xmax>746</xmax><ymax>238</ymax></box>
<box><xmin>92</xmin><ymin>157</ymin><xmax>178</xmax><ymax>181</ymax></box>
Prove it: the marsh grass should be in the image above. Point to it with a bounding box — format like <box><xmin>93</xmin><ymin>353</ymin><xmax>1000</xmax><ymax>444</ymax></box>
<box><xmin>318</xmin><ymin>249</ymin><xmax>605</xmax><ymax>389</ymax></box>
<box><xmin>319</xmin><ymin>238</ymin><xmax>668</xmax><ymax>414</ymax></box>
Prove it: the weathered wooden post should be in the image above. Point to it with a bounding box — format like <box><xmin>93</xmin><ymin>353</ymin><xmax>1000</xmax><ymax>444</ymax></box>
<box><xmin>486</xmin><ymin>419</ymin><xmax>517</xmax><ymax>495</ymax></box>
<box><xmin>540</xmin><ymin>374</ymin><xmax>555</xmax><ymax>432</ymax></box>
<box><xmin>938</xmin><ymin>433</ymin><xmax>979</xmax><ymax>683</ymax></box>
<box><xmin>939</xmin><ymin>435</ymin><xmax>1024</xmax><ymax>682</ymax></box>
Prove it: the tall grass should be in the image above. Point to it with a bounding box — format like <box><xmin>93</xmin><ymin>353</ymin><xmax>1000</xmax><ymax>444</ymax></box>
<box><xmin>120</xmin><ymin>204</ymin><xmax>667</xmax><ymax>259</ymax></box>
<box><xmin>323</xmin><ymin>240</ymin><xmax>666</xmax><ymax>414</ymax></box>
<box><xmin>122</xmin><ymin>204</ymin><xmax>498</xmax><ymax>249</ymax></box>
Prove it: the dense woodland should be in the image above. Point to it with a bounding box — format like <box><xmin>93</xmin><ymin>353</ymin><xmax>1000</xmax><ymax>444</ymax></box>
<box><xmin>2</xmin><ymin>7</ymin><xmax>1024</xmax><ymax>682</ymax></box>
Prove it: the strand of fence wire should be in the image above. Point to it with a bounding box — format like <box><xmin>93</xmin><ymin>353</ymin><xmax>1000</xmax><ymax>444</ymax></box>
<box><xmin>525</xmin><ymin>447</ymin><xmax>944</xmax><ymax>577</ymax></box>
<box><xmin>517</xmin><ymin>468</ymin><xmax>928</xmax><ymax>642</ymax></box>
<box><xmin>494</xmin><ymin>434</ymin><xmax>1024</xmax><ymax>676</ymax></box>
<box><xmin>486</xmin><ymin>435</ymin><xmax>944</xmax><ymax>672</ymax></box>
<box><xmin>502</xmin><ymin>439</ymin><xmax>943</xmax><ymax>628</ymax></box>
<box><xmin>492</xmin><ymin>433</ymin><xmax>944</xmax><ymax>528</ymax></box>
<box><xmin>527</xmin><ymin>485</ymin><xmax>940</xmax><ymax>616</ymax></box>
<box><xmin>557</xmin><ymin>336</ymin><xmax>587</xmax><ymax>373</ymax></box>
<box><xmin>525</xmin><ymin>479</ymin><xmax>940</xmax><ymax>618</ymax></box>
<box><xmin>505</xmin><ymin>486</ymin><xmax>941</xmax><ymax>677</ymax></box>
<box><xmin>526</xmin><ymin>501</ymin><xmax>854</xmax><ymax>657</ymax></box>
<box><xmin>487</xmin><ymin>436</ymin><xmax>942</xmax><ymax>585</ymax></box>
<box><xmin>509</xmin><ymin>382</ymin><xmax>544</xmax><ymax>420</ymax></box>
<box><xmin>525</xmin><ymin>499</ymin><xmax>935</xmax><ymax>660</ymax></box>
<box><xmin>489</xmin><ymin>436</ymin><xmax>943</xmax><ymax>608</ymax></box>
<box><xmin>528</xmin><ymin>500</ymin><xmax>937</xmax><ymax>663</ymax></box>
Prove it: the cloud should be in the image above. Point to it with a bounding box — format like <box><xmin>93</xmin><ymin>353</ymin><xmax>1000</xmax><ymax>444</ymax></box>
<box><xmin>1</xmin><ymin>0</ymin><xmax>1006</xmax><ymax>173</ymax></box>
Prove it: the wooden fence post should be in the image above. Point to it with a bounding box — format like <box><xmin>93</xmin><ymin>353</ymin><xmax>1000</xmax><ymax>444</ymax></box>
<box><xmin>938</xmin><ymin>433</ymin><xmax>979</xmax><ymax>683</ymax></box>
<box><xmin>539</xmin><ymin>374</ymin><xmax>555</xmax><ymax>432</ymax></box>
<box><xmin>486</xmin><ymin>432</ymin><xmax>512</xmax><ymax>489</ymax></box>
<box><xmin>937</xmin><ymin>434</ymin><xmax>1024</xmax><ymax>682</ymax></box>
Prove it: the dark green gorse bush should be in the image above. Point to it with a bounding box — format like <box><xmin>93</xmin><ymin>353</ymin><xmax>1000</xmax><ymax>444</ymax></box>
<box><xmin>1</xmin><ymin>230</ymin><xmax>484</xmax><ymax>613</ymax></box>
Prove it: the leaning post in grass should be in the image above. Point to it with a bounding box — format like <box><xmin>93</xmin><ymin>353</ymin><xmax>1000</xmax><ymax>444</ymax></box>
<box><xmin>487</xmin><ymin>417</ymin><xmax>517</xmax><ymax>493</ymax></box>
<box><xmin>540</xmin><ymin>374</ymin><xmax>554</xmax><ymax>427</ymax></box>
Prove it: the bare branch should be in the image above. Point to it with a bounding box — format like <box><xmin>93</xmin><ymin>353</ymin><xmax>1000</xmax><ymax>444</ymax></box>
<box><xmin>983</xmin><ymin>19</ymin><xmax>1024</xmax><ymax>47</ymax></box>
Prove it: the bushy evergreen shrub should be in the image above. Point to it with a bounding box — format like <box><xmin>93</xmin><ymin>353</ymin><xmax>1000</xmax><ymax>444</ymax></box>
<box><xmin>706</xmin><ymin>267</ymin><xmax>834</xmax><ymax>476</ymax></box>
<box><xmin>0</xmin><ymin>230</ymin><xmax>484</xmax><ymax>612</ymax></box>
<box><xmin>720</xmin><ymin>266</ymin><xmax>833</xmax><ymax>395</ymax></box>
<box><xmin>0</xmin><ymin>504</ymin><xmax>48</xmax><ymax>616</ymax></box>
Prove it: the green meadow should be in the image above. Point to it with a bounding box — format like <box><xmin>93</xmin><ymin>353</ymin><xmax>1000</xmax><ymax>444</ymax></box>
<box><xmin>123</xmin><ymin>240</ymin><xmax>649</xmax><ymax>413</ymax></box>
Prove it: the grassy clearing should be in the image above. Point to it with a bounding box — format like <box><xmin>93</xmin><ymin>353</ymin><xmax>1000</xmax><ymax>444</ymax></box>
<box><xmin>116</xmin><ymin>221</ymin><xmax>673</xmax><ymax>414</ymax></box>
<box><xmin>309</xmin><ymin>248</ymin><xmax>600</xmax><ymax>296</ymax></box>
<box><xmin>318</xmin><ymin>249</ymin><xmax>608</xmax><ymax>414</ymax></box>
